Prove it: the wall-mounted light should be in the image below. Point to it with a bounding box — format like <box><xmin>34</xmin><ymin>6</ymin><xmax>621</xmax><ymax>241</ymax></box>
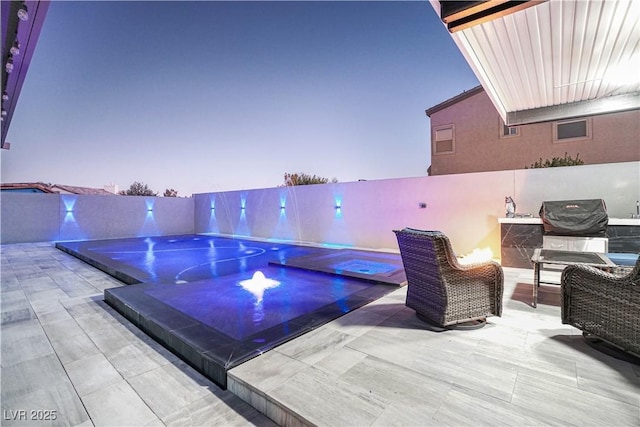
<box><xmin>1</xmin><ymin>110</ymin><xmax>7</xmax><ymax>117</ymax></box>
<box><xmin>10</xmin><ymin>39</ymin><xmax>20</xmax><ymax>56</ymax></box>
<box><xmin>5</xmin><ymin>56</ymin><xmax>14</xmax><ymax>74</ymax></box>
<box><xmin>17</xmin><ymin>2</ymin><xmax>29</xmax><ymax>21</ymax></box>
<box><xmin>2</xmin><ymin>91</ymin><xmax>8</xmax><ymax>101</ymax></box>
<box><xmin>418</xmin><ymin>202</ymin><xmax>427</xmax><ymax>209</ymax></box>
<box><xmin>334</xmin><ymin>197</ymin><xmax>343</xmax><ymax>218</ymax></box>
<box><xmin>280</xmin><ymin>205</ymin><xmax>285</xmax><ymax>210</ymax></box>
<box><xmin>62</xmin><ymin>196</ymin><xmax>77</xmax><ymax>221</ymax></box>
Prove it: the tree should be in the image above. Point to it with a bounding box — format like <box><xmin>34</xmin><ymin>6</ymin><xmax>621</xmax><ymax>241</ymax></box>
<box><xmin>283</xmin><ymin>172</ymin><xmax>338</xmax><ymax>186</ymax></box>
<box><xmin>119</xmin><ymin>181</ymin><xmax>157</xmax><ymax>196</ymax></box>
<box><xmin>163</xmin><ymin>188</ymin><xmax>178</xmax><ymax>197</ymax></box>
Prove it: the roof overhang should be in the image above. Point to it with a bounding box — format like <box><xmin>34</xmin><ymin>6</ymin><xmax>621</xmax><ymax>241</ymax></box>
<box><xmin>431</xmin><ymin>0</ymin><xmax>640</xmax><ymax>125</ymax></box>
<box><xmin>1</xmin><ymin>0</ymin><xmax>50</xmax><ymax>149</ymax></box>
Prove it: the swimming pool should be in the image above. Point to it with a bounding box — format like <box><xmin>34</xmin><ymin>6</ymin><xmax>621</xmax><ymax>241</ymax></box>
<box><xmin>56</xmin><ymin>234</ymin><xmax>323</xmax><ymax>285</ymax></box>
<box><xmin>57</xmin><ymin>235</ymin><xmax>406</xmax><ymax>389</ymax></box>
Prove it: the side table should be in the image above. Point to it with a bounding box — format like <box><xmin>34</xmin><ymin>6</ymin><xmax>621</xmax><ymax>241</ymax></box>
<box><xmin>530</xmin><ymin>248</ymin><xmax>616</xmax><ymax>308</ymax></box>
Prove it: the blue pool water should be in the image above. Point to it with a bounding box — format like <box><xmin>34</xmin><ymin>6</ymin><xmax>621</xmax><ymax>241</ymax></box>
<box><xmin>145</xmin><ymin>266</ymin><xmax>372</xmax><ymax>341</ymax></box>
<box><xmin>57</xmin><ymin>235</ymin><xmax>325</xmax><ymax>284</ymax></box>
<box><xmin>57</xmin><ymin>234</ymin><xmax>404</xmax><ymax>389</ymax></box>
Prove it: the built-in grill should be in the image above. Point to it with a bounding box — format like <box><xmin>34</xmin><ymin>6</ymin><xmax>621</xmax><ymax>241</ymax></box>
<box><xmin>539</xmin><ymin>199</ymin><xmax>609</xmax><ymax>253</ymax></box>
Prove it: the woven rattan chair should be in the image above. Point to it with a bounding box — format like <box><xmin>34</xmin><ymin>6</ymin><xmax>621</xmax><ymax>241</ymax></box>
<box><xmin>393</xmin><ymin>228</ymin><xmax>504</xmax><ymax>330</ymax></box>
<box><xmin>561</xmin><ymin>256</ymin><xmax>640</xmax><ymax>360</ymax></box>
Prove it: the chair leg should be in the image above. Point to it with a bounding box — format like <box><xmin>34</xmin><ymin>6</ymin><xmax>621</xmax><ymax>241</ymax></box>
<box><xmin>415</xmin><ymin>313</ymin><xmax>486</xmax><ymax>331</ymax></box>
<box><xmin>582</xmin><ymin>333</ymin><xmax>640</xmax><ymax>365</ymax></box>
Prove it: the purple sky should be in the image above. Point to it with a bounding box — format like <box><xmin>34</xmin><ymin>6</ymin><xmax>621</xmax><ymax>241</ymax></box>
<box><xmin>1</xmin><ymin>1</ymin><xmax>478</xmax><ymax>196</ymax></box>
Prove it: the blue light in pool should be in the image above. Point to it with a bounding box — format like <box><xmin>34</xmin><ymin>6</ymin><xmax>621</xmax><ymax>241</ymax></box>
<box><xmin>143</xmin><ymin>237</ymin><xmax>158</xmax><ymax>281</ymax></box>
<box><xmin>332</xmin><ymin>278</ymin><xmax>350</xmax><ymax>314</ymax></box>
<box><xmin>238</xmin><ymin>271</ymin><xmax>282</xmax><ymax>323</ymax></box>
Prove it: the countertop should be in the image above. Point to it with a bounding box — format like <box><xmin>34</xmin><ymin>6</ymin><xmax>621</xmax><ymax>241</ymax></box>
<box><xmin>498</xmin><ymin>217</ymin><xmax>640</xmax><ymax>226</ymax></box>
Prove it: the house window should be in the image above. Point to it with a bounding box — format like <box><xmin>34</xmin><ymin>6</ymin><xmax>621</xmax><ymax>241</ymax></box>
<box><xmin>554</xmin><ymin>118</ymin><xmax>591</xmax><ymax>142</ymax></box>
<box><xmin>433</xmin><ymin>125</ymin><xmax>455</xmax><ymax>154</ymax></box>
<box><xmin>500</xmin><ymin>120</ymin><xmax>519</xmax><ymax>138</ymax></box>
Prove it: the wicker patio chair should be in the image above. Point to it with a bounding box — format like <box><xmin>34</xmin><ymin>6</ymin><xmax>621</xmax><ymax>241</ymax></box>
<box><xmin>393</xmin><ymin>228</ymin><xmax>504</xmax><ymax>330</ymax></box>
<box><xmin>561</xmin><ymin>255</ymin><xmax>640</xmax><ymax>360</ymax></box>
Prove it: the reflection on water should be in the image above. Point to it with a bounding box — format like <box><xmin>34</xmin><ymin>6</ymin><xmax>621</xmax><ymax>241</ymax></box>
<box><xmin>144</xmin><ymin>238</ymin><xmax>157</xmax><ymax>281</ymax></box>
<box><xmin>238</xmin><ymin>271</ymin><xmax>281</xmax><ymax>322</ymax></box>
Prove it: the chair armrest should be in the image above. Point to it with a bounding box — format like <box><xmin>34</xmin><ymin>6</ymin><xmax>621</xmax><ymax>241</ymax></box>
<box><xmin>452</xmin><ymin>260</ymin><xmax>502</xmax><ymax>273</ymax></box>
<box><xmin>561</xmin><ymin>263</ymin><xmax>636</xmax><ymax>286</ymax></box>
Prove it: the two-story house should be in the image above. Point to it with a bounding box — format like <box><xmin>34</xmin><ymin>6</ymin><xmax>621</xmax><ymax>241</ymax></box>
<box><xmin>426</xmin><ymin>86</ymin><xmax>640</xmax><ymax>175</ymax></box>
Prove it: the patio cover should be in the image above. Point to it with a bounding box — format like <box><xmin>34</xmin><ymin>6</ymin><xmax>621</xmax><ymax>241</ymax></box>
<box><xmin>431</xmin><ymin>0</ymin><xmax>640</xmax><ymax>125</ymax></box>
<box><xmin>1</xmin><ymin>0</ymin><xmax>50</xmax><ymax>149</ymax></box>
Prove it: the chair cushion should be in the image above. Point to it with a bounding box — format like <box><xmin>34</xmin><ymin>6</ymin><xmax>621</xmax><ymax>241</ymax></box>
<box><xmin>399</xmin><ymin>228</ymin><xmax>441</xmax><ymax>236</ymax></box>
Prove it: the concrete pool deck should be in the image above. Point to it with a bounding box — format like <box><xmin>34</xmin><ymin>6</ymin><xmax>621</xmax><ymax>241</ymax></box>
<box><xmin>2</xmin><ymin>242</ymin><xmax>639</xmax><ymax>426</ymax></box>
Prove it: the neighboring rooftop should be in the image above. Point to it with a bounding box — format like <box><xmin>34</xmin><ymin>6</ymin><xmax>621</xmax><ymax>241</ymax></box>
<box><xmin>425</xmin><ymin>85</ymin><xmax>484</xmax><ymax>117</ymax></box>
<box><xmin>1</xmin><ymin>182</ymin><xmax>116</xmax><ymax>195</ymax></box>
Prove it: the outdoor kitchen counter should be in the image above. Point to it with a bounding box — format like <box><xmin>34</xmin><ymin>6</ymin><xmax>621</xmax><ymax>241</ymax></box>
<box><xmin>499</xmin><ymin>218</ymin><xmax>640</xmax><ymax>225</ymax></box>
<box><xmin>499</xmin><ymin>217</ymin><xmax>640</xmax><ymax>268</ymax></box>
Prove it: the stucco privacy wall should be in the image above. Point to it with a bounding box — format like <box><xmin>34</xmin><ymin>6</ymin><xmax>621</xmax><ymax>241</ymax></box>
<box><xmin>195</xmin><ymin>172</ymin><xmax>512</xmax><ymax>256</ymax></box>
<box><xmin>195</xmin><ymin>161</ymin><xmax>640</xmax><ymax>256</ymax></box>
<box><xmin>0</xmin><ymin>193</ymin><xmax>194</xmax><ymax>244</ymax></box>
<box><xmin>512</xmin><ymin>162</ymin><xmax>640</xmax><ymax>217</ymax></box>
<box><xmin>1</xmin><ymin>161</ymin><xmax>637</xmax><ymax>251</ymax></box>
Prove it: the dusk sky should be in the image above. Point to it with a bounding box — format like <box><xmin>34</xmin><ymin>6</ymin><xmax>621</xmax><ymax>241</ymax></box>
<box><xmin>1</xmin><ymin>1</ymin><xmax>479</xmax><ymax>196</ymax></box>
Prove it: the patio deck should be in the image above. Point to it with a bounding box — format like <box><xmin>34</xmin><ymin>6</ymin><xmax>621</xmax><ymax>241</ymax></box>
<box><xmin>1</xmin><ymin>242</ymin><xmax>639</xmax><ymax>426</ymax></box>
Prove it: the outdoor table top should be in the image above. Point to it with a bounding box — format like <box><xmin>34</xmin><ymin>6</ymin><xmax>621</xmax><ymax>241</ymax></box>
<box><xmin>531</xmin><ymin>248</ymin><xmax>617</xmax><ymax>267</ymax></box>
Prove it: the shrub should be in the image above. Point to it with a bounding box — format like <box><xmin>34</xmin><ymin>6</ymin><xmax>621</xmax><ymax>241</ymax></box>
<box><xmin>526</xmin><ymin>152</ymin><xmax>584</xmax><ymax>169</ymax></box>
